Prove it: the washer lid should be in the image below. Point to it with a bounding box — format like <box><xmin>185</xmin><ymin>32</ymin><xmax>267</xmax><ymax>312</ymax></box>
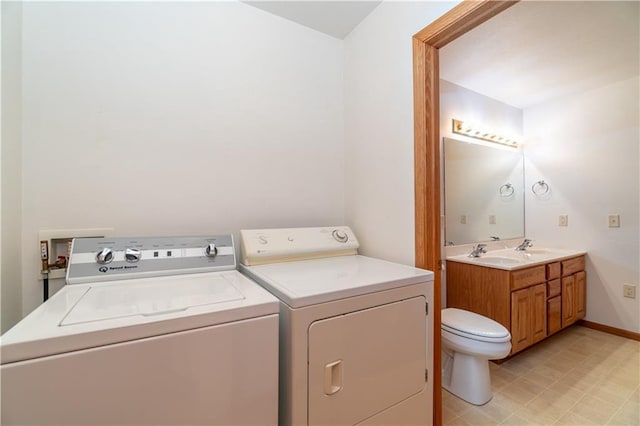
<box><xmin>240</xmin><ymin>255</ymin><xmax>433</xmax><ymax>308</ymax></box>
<box><xmin>61</xmin><ymin>274</ymin><xmax>245</xmax><ymax>326</ymax></box>
<box><xmin>441</xmin><ymin>308</ymin><xmax>510</xmax><ymax>342</ymax></box>
<box><xmin>1</xmin><ymin>271</ymin><xmax>278</xmax><ymax>364</ymax></box>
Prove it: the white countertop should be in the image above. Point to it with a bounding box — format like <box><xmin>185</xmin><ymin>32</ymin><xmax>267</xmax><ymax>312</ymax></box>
<box><xmin>446</xmin><ymin>247</ymin><xmax>587</xmax><ymax>271</ymax></box>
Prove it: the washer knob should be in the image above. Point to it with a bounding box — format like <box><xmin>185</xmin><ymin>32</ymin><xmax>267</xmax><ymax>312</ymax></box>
<box><xmin>125</xmin><ymin>248</ymin><xmax>142</xmax><ymax>263</ymax></box>
<box><xmin>332</xmin><ymin>229</ymin><xmax>349</xmax><ymax>243</ymax></box>
<box><xmin>205</xmin><ymin>243</ymin><xmax>218</xmax><ymax>257</ymax></box>
<box><xmin>96</xmin><ymin>247</ymin><xmax>114</xmax><ymax>264</ymax></box>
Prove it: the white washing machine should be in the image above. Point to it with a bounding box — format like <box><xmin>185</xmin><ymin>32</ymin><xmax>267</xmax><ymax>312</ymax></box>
<box><xmin>1</xmin><ymin>235</ymin><xmax>279</xmax><ymax>426</ymax></box>
<box><xmin>239</xmin><ymin>227</ymin><xmax>434</xmax><ymax>426</ymax></box>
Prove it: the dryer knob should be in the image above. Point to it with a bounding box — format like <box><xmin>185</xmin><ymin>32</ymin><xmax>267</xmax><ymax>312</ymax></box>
<box><xmin>205</xmin><ymin>243</ymin><xmax>218</xmax><ymax>257</ymax></box>
<box><xmin>332</xmin><ymin>229</ymin><xmax>349</xmax><ymax>243</ymax></box>
<box><xmin>125</xmin><ymin>248</ymin><xmax>142</xmax><ymax>263</ymax></box>
<box><xmin>96</xmin><ymin>247</ymin><xmax>114</xmax><ymax>264</ymax></box>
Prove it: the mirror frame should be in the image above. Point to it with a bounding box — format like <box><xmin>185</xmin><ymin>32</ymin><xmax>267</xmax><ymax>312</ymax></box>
<box><xmin>412</xmin><ymin>1</ymin><xmax>518</xmax><ymax>423</ymax></box>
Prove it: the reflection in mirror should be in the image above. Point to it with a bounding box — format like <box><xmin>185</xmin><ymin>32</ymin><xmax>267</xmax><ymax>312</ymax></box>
<box><xmin>443</xmin><ymin>137</ymin><xmax>524</xmax><ymax>246</ymax></box>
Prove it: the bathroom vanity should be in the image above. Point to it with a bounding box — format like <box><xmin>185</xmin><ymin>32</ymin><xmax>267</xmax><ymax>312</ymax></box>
<box><xmin>446</xmin><ymin>249</ymin><xmax>586</xmax><ymax>355</ymax></box>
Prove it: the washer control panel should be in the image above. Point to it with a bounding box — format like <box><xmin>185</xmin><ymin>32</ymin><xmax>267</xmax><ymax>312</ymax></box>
<box><xmin>66</xmin><ymin>235</ymin><xmax>235</xmax><ymax>284</ymax></box>
<box><xmin>240</xmin><ymin>226</ymin><xmax>359</xmax><ymax>266</ymax></box>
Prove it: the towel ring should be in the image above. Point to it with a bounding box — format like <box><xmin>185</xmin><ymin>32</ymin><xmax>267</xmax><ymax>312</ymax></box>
<box><xmin>532</xmin><ymin>180</ymin><xmax>549</xmax><ymax>195</ymax></box>
<box><xmin>499</xmin><ymin>183</ymin><xmax>514</xmax><ymax>197</ymax></box>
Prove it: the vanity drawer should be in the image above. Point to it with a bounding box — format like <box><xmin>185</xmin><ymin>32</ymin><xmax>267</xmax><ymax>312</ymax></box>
<box><xmin>547</xmin><ymin>262</ymin><xmax>561</xmax><ymax>280</ymax></box>
<box><xmin>547</xmin><ymin>279</ymin><xmax>561</xmax><ymax>298</ymax></box>
<box><xmin>562</xmin><ymin>256</ymin><xmax>585</xmax><ymax>276</ymax></box>
<box><xmin>511</xmin><ymin>265</ymin><xmax>546</xmax><ymax>291</ymax></box>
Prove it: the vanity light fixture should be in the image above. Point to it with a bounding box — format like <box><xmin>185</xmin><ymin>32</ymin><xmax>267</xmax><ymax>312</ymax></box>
<box><xmin>452</xmin><ymin>119</ymin><xmax>519</xmax><ymax>148</ymax></box>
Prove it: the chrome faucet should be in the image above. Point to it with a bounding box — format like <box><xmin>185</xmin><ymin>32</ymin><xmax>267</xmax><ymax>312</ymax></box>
<box><xmin>468</xmin><ymin>244</ymin><xmax>488</xmax><ymax>258</ymax></box>
<box><xmin>490</xmin><ymin>236</ymin><xmax>500</xmax><ymax>241</ymax></box>
<box><xmin>515</xmin><ymin>239</ymin><xmax>534</xmax><ymax>251</ymax></box>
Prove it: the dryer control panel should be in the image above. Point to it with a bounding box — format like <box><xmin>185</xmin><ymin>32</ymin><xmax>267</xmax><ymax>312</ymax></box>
<box><xmin>240</xmin><ymin>226</ymin><xmax>359</xmax><ymax>266</ymax></box>
<box><xmin>66</xmin><ymin>235</ymin><xmax>235</xmax><ymax>284</ymax></box>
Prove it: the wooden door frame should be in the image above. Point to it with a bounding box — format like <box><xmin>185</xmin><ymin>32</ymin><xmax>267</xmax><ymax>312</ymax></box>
<box><xmin>412</xmin><ymin>1</ymin><xmax>518</xmax><ymax>423</ymax></box>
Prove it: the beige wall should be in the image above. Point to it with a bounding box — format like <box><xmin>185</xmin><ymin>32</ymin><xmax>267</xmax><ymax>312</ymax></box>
<box><xmin>1</xmin><ymin>0</ymin><xmax>23</xmax><ymax>333</ymax></box>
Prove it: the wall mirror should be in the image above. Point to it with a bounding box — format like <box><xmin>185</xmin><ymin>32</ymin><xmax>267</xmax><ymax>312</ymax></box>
<box><xmin>443</xmin><ymin>137</ymin><xmax>524</xmax><ymax>245</ymax></box>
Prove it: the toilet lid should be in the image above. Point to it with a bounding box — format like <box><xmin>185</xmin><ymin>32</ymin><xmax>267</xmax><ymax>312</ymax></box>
<box><xmin>442</xmin><ymin>308</ymin><xmax>511</xmax><ymax>342</ymax></box>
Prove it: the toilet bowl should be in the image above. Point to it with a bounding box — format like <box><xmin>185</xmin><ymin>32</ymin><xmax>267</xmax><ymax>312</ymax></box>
<box><xmin>441</xmin><ymin>308</ymin><xmax>511</xmax><ymax>405</ymax></box>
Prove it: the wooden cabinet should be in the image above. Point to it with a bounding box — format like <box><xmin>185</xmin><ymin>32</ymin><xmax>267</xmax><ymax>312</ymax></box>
<box><xmin>447</xmin><ymin>255</ymin><xmax>586</xmax><ymax>355</ymax></box>
<box><xmin>562</xmin><ymin>268</ymin><xmax>586</xmax><ymax>327</ymax></box>
<box><xmin>510</xmin><ymin>288</ymin><xmax>529</xmax><ymax>351</ymax></box>
<box><xmin>562</xmin><ymin>275</ymin><xmax>577</xmax><ymax>326</ymax></box>
<box><xmin>547</xmin><ymin>296</ymin><xmax>562</xmax><ymax>335</ymax></box>
<box><xmin>511</xmin><ymin>265</ymin><xmax>546</xmax><ymax>291</ymax></box>
<box><xmin>576</xmin><ymin>271</ymin><xmax>586</xmax><ymax>318</ymax></box>
<box><xmin>511</xmin><ymin>283</ymin><xmax>546</xmax><ymax>353</ymax></box>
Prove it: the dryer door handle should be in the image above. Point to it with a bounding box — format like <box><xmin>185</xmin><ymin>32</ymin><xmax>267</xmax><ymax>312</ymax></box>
<box><xmin>323</xmin><ymin>360</ymin><xmax>343</xmax><ymax>395</ymax></box>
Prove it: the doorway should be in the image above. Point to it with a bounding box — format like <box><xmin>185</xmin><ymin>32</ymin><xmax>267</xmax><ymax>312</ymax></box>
<box><xmin>411</xmin><ymin>1</ymin><xmax>518</xmax><ymax>423</ymax></box>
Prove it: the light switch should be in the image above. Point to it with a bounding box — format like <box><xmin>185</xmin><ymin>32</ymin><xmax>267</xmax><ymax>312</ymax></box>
<box><xmin>460</xmin><ymin>215</ymin><xmax>466</xmax><ymax>224</ymax></box>
<box><xmin>559</xmin><ymin>215</ymin><xmax>568</xmax><ymax>227</ymax></box>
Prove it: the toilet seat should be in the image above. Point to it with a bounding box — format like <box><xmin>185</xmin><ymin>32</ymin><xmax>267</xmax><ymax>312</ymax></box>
<box><xmin>442</xmin><ymin>308</ymin><xmax>510</xmax><ymax>343</ymax></box>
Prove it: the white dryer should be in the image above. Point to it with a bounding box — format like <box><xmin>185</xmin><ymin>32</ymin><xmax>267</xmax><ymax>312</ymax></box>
<box><xmin>239</xmin><ymin>227</ymin><xmax>434</xmax><ymax>426</ymax></box>
<box><xmin>1</xmin><ymin>235</ymin><xmax>279</xmax><ymax>426</ymax></box>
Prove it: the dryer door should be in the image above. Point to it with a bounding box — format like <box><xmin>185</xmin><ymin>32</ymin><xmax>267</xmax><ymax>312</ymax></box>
<box><xmin>308</xmin><ymin>296</ymin><xmax>426</xmax><ymax>425</ymax></box>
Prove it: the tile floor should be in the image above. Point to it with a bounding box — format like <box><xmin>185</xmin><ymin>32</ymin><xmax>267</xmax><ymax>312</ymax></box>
<box><xmin>443</xmin><ymin>325</ymin><xmax>640</xmax><ymax>425</ymax></box>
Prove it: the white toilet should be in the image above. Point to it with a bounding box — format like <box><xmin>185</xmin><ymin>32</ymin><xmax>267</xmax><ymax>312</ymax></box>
<box><xmin>441</xmin><ymin>308</ymin><xmax>512</xmax><ymax>405</ymax></box>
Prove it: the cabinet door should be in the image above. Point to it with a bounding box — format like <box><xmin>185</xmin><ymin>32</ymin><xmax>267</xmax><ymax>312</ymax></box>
<box><xmin>576</xmin><ymin>271</ymin><xmax>586</xmax><ymax>319</ymax></box>
<box><xmin>511</xmin><ymin>288</ymin><xmax>531</xmax><ymax>354</ymax></box>
<box><xmin>511</xmin><ymin>284</ymin><xmax>547</xmax><ymax>354</ymax></box>
<box><xmin>531</xmin><ymin>284</ymin><xmax>547</xmax><ymax>344</ymax></box>
<box><xmin>547</xmin><ymin>296</ymin><xmax>562</xmax><ymax>335</ymax></box>
<box><xmin>562</xmin><ymin>275</ymin><xmax>576</xmax><ymax>327</ymax></box>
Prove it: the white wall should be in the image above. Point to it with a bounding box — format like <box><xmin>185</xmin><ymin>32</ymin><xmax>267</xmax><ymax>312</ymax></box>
<box><xmin>1</xmin><ymin>0</ymin><xmax>23</xmax><ymax>333</ymax></box>
<box><xmin>344</xmin><ymin>1</ymin><xmax>459</xmax><ymax>266</ymax></box>
<box><xmin>17</xmin><ymin>1</ymin><xmax>345</xmax><ymax>318</ymax></box>
<box><xmin>524</xmin><ymin>76</ymin><xmax>640</xmax><ymax>333</ymax></box>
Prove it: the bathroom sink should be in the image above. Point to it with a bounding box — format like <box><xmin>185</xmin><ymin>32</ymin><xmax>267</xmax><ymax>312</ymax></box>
<box><xmin>519</xmin><ymin>248</ymin><xmax>551</xmax><ymax>255</ymax></box>
<box><xmin>513</xmin><ymin>248</ymin><xmax>572</xmax><ymax>261</ymax></box>
<box><xmin>470</xmin><ymin>256</ymin><xmax>525</xmax><ymax>266</ymax></box>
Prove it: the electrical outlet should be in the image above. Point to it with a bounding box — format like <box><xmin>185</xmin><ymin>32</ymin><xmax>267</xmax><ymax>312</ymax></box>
<box><xmin>489</xmin><ymin>215</ymin><xmax>496</xmax><ymax>225</ymax></box>
<box><xmin>460</xmin><ymin>215</ymin><xmax>466</xmax><ymax>224</ymax></box>
<box><xmin>623</xmin><ymin>284</ymin><xmax>636</xmax><ymax>299</ymax></box>
<box><xmin>608</xmin><ymin>214</ymin><xmax>620</xmax><ymax>228</ymax></box>
<box><xmin>559</xmin><ymin>215</ymin><xmax>568</xmax><ymax>227</ymax></box>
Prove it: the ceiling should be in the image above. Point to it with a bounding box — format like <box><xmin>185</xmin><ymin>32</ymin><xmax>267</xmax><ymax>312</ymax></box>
<box><xmin>243</xmin><ymin>1</ymin><xmax>638</xmax><ymax>110</ymax></box>
<box><xmin>440</xmin><ymin>1</ymin><xmax>640</xmax><ymax>109</ymax></box>
<box><xmin>243</xmin><ymin>1</ymin><xmax>382</xmax><ymax>39</ymax></box>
